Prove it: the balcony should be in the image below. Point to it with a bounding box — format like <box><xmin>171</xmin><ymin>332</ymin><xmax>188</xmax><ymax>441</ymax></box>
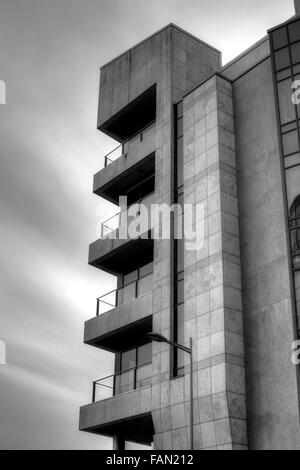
<box><xmin>99</xmin><ymin>192</ymin><xmax>155</xmax><ymax>239</ymax></box>
<box><xmin>84</xmin><ymin>296</ymin><xmax>152</xmax><ymax>351</ymax></box>
<box><xmin>90</xmin><ymin>193</ymin><xmax>155</xmax><ymax>275</ymax></box>
<box><xmin>92</xmin><ymin>363</ymin><xmax>152</xmax><ymax>402</ymax></box>
<box><xmin>79</xmin><ymin>386</ymin><xmax>154</xmax><ymax>445</ymax></box>
<box><xmin>94</xmin><ymin>121</ymin><xmax>156</xmax><ymax>205</ymax></box>
<box><xmin>85</xmin><ymin>264</ymin><xmax>153</xmax><ymax>351</ymax></box>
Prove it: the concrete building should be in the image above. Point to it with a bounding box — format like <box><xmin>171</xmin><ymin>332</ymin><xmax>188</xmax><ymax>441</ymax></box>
<box><xmin>79</xmin><ymin>2</ymin><xmax>300</xmax><ymax>450</ymax></box>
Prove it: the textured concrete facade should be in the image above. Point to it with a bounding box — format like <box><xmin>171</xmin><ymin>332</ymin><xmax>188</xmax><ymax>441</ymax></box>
<box><xmin>80</xmin><ymin>16</ymin><xmax>300</xmax><ymax>450</ymax></box>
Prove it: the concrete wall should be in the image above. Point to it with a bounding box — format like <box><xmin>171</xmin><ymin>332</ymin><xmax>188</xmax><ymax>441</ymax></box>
<box><xmin>295</xmin><ymin>0</ymin><xmax>300</xmax><ymax>15</ymax></box>
<box><xmin>222</xmin><ymin>37</ymin><xmax>269</xmax><ymax>82</ymax></box>
<box><xmin>152</xmin><ymin>74</ymin><xmax>248</xmax><ymax>450</ymax></box>
<box><xmin>233</xmin><ymin>57</ymin><xmax>300</xmax><ymax>449</ymax></box>
<box><xmin>98</xmin><ymin>24</ymin><xmax>221</xmax><ymax>129</ymax></box>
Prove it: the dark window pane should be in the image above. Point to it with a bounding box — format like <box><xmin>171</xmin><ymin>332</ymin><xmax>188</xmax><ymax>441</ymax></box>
<box><xmin>176</xmin><ymin>304</ymin><xmax>185</xmax><ymax>370</ymax></box>
<box><xmin>277</xmin><ymin>68</ymin><xmax>292</xmax><ymax>81</ymax></box>
<box><xmin>137</xmin><ymin>343</ymin><xmax>152</xmax><ymax>366</ymax></box>
<box><xmin>284</xmin><ymin>152</ymin><xmax>300</xmax><ymax>169</ymax></box>
<box><xmin>289</xmin><ymin>20</ymin><xmax>300</xmax><ymax>43</ymax></box>
<box><xmin>282</xmin><ymin>130</ymin><xmax>299</xmax><ymax>155</ymax></box>
<box><xmin>136</xmin><ymin>363</ymin><xmax>152</xmax><ymax>388</ymax></box>
<box><xmin>290</xmin><ymin>197</ymin><xmax>300</xmax><ymax>264</ymax></box>
<box><xmin>291</xmin><ymin>42</ymin><xmax>300</xmax><ymax>64</ymax></box>
<box><xmin>121</xmin><ymin>349</ymin><xmax>136</xmax><ymax>371</ymax></box>
<box><xmin>122</xmin><ymin>282</ymin><xmax>136</xmax><ymax>303</ymax></box>
<box><xmin>281</xmin><ymin>122</ymin><xmax>297</xmax><ymax>133</ymax></box>
<box><xmin>278</xmin><ymin>78</ymin><xmax>297</xmax><ymax>124</ymax></box>
<box><xmin>177</xmin><ymin>278</ymin><xmax>184</xmax><ymax>304</ymax></box>
<box><xmin>139</xmin><ymin>262</ymin><xmax>153</xmax><ymax>277</ymax></box>
<box><xmin>177</xmin><ymin>136</ymin><xmax>183</xmax><ymax>187</ymax></box>
<box><xmin>177</xmin><ymin>101</ymin><xmax>183</xmax><ymax>118</ymax></box>
<box><xmin>119</xmin><ymin>370</ymin><xmax>135</xmax><ymax>393</ymax></box>
<box><xmin>140</xmin><ymin>175</ymin><xmax>155</xmax><ymax>199</ymax></box>
<box><xmin>294</xmin><ymin>63</ymin><xmax>300</xmax><ymax>74</ymax></box>
<box><xmin>176</xmin><ymin>238</ymin><xmax>184</xmax><ymax>273</ymax></box>
<box><xmin>124</xmin><ymin>270</ymin><xmax>138</xmax><ymax>285</ymax></box>
<box><xmin>275</xmin><ymin>48</ymin><xmax>290</xmax><ymax>71</ymax></box>
<box><xmin>126</xmin><ymin>175</ymin><xmax>155</xmax><ymax>205</ymax></box>
<box><xmin>272</xmin><ymin>27</ymin><xmax>288</xmax><ymax>50</ymax></box>
<box><xmin>138</xmin><ymin>272</ymin><xmax>153</xmax><ymax>296</ymax></box>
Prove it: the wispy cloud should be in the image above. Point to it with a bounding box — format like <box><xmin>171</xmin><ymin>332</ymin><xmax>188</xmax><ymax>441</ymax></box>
<box><xmin>0</xmin><ymin>0</ymin><xmax>294</xmax><ymax>450</ymax></box>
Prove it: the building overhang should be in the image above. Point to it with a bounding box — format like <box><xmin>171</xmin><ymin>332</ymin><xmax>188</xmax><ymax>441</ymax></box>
<box><xmin>94</xmin><ymin>152</ymin><xmax>155</xmax><ymax>205</ymax></box>
<box><xmin>79</xmin><ymin>387</ymin><xmax>154</xmax><ymax>445</ymax></box>
<box><xmin>84</xmin><ymin>293</ymin><xmax>153</xmax><ymax>352</ymax></box>
<box><xmin>89</xmin><ymin>236</ymin><xmax>154</xmax><ymax>276</ymax></box>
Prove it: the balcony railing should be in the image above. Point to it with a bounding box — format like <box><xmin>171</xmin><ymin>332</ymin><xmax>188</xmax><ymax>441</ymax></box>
<box><xmin>99</xmin><ymin>192</ymin><xmax>155</xmax><ymax>239</ymax></box>
<box><xmin>96</xmin><ymin>271</ymin><xmax>153</xmax><ymax>315</ymax></box>
<box><xmin>92</xmin><ymin>362</ymin><xmax>152</xmax><ymax>402</ymax></box>
<box><xmin>103</xmin><ymin>120</ymin><xmax>156</xmax><ymax>167</ymax></box>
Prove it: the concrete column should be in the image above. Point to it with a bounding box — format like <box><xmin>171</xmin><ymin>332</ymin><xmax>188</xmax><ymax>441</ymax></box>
<box><xmin>181</xmin><ymin>74</ymin><xmax>248</xmax><ymax>450</ymax></box>
<box><xmin>113</xmin><ymin>435</ymin><xmax>125</xmax><ymax>450</ymax></box>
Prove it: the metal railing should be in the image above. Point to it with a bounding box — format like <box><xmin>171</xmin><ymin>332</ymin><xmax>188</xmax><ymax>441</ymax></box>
<box><xmin>92</xmin><ymin>362</ymin><xmax>152</xmax><ymax>402</ymax></box>
<box><xmin>103</xmin><ymin>120</ymin><xmax>156</xmax><ymax>167</ymax></box>
<box><xmin>96</xmin><ymin>271</ymin><xmax>153</xmax><ymax>315</ymax></box>
<box><xmin>99</xmin><ymin>192</ymin><xmax>155</xmax><ymax>239</ymax></box>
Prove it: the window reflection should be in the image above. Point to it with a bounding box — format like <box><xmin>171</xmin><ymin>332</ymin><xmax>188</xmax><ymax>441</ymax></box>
<box><xmin>115</xmin><ymin>343</ymin><xmax>152</xmax><ymax>395</ymax></box>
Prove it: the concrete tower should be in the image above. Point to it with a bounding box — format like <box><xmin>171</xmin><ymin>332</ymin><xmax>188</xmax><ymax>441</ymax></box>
<box><xmin>80</xmin><ymin>11</ymin><xmax>300</xmax><ymax>450</ymax></box>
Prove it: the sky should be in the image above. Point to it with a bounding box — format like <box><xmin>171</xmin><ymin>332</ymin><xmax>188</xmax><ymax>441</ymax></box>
<box><xmin>0</xmin><ymin>0</ymin><xmax>296</xmax><ymax>450</ymax></box>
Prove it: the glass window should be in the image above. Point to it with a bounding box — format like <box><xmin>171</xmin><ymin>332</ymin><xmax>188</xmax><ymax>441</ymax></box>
<box><xmin>293</xmin><ymin>63</ymin><xmax>300</xmax><ymax>75</ymax></box>
<box><xmin>275</xmin><ymin>48</ymin><xmax>290</xmax><ymax>71</ymax></box>
<box><xmin>136</xmin><ymin>363</ymin><xmax>152</xmax><ymax>388</ymax></box>
<box><xmin>272</xmin><ymin>27</ymin><xmax>288</xmax><ymax>50</ymax></box>
<box><xmin>290</xmin><ymin>196</ymin><xmax>300</xmax><ymax>268</ymax></box>
<box><xmin>289</xmin><ymin>20</ymin><xmax>300</xmax><ymax>44</ymax></box>
<box><xmin>282</xmin><ymin>130</ymin><xmax>299</xmax><ymax>156</ymax></box>
<box><xmin>122</xmin><ymin>282</ymin><xmax>136</xmax><ymax>303</ymax></box>
<box><xmin>177</xmin><ymin>278</ymin><xmax>184</xmax><ymax>305</ymax></box>
<box><xmin>277</xmin><ymin>68</ymin><xmax>292</xmax><ymax>81</ymax></box>
<box><xmin>119</xmin><ymin>370</ymin><xmax>135</xmax><ymax>393</ymax></box>
<box><xmin>137</xmin><ymin>343</ymin><xmax>152</xmax><ymax>366</ymax></box>
<box><xmin>123</xmin><ymin>269</ymin><xmax>138</xmax><ymax>285</ymax></box>
<box><xmin>282</xmin><ymin>122</ymin><xmax>297</xmax><ymax>133</ymax></box>
<box><xmin>284</xmin><ymin>152</ymin><xmax>300</xmax><ymax>169</ymax></box>
<box><xmin>278</xmin><ymin>78</ymin><xmax>297</xmax><ymax>124</ymax></box>
<box><xmin>176</xmin><ymin>238</ymin><xmax>184</xmax><ymax>274</ymax></box>
<box><xmin>176</xmin><ymin>304</ymin><xmax>185</xmax><ymax>374</ymax></box>
<box><xmin>139</xmin><ymin>261</ymin><xmax>153</xmax><ymax>277</ymax></box>
<box><xmin>291</xmin><ymin>42</ymin><xmax>300</xmax><ymax>65</ymax></box>
<box><xmin>138</xmin><ymin>272</ymin><xmax>153</xmax><ymax>296</ymax></box>
<box><xmin>121</xmin><ymin>348</ymin><xmax>136</xmax><ymax>371</ymax></box>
